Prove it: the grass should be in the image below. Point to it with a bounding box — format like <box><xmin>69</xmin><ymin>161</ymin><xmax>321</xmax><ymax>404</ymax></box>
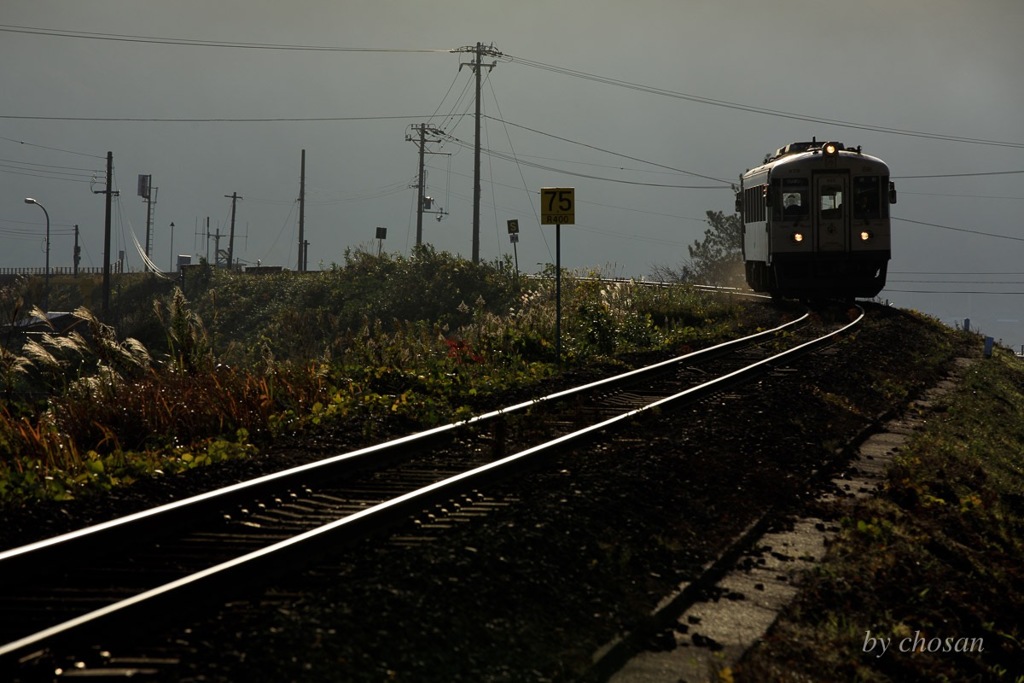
<box><xmin>735</xmin><ymin>344</ymin><xmax>1024</xmax><ymax>682</ymax></box>
<box><xmin>0</xmin><ymin>249</ymin><xmax>745</xmax><ymax>507</ymax></box>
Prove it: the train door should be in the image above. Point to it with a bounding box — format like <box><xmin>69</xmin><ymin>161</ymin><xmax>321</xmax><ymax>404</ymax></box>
<box><xmin>814</xmin><ymin>174</ymin><xmax>849</xmax><ymax>252</ymax></box>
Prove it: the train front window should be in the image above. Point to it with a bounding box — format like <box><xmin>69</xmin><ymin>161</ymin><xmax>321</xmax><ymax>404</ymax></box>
<box><xmin>853</xmin><ymin>176</ymin><xmax>882</xmax><ymax>220</ymax></box>
<box><xmin>782</xmin><ymin>191</ymin><xmax>807</xmax><ymax>218</ymax></box>
<box><xmin>777</xmin><ymin>177</ymin><xmax>809</xmax><ymax>220</ymax></box>
<box><xmin>819</xmin><ymin>186</ymin><xmax>843</xmax><ymax>219</ymax></box>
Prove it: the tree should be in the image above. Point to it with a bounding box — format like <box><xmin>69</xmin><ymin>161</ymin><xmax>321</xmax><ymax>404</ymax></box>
<box><xmin>651</xmin><ymin>210</ymin><xmax>743</xmax><ymax>286</ymax></box>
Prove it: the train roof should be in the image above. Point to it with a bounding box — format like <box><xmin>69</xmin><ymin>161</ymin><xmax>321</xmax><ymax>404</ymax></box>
<box><xmin>742</xmin><ymin>140</ymin><xmax>888</xmax><ymax>180</ymax></box>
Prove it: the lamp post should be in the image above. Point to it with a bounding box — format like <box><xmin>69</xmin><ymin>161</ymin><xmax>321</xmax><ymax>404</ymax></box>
<box><xmin>24</xmin><ymin>197</ymin><xmax>50</xmax><ymax>310</ymax></box>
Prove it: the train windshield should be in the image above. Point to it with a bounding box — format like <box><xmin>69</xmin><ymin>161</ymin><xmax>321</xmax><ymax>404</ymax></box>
<box><xmin>777</xmin><ymin>178</ymin><xmax>809</xmax><ymax>220</ymax></box>
<box><xmin>819</xmin><ymin>185</ymin><xmax>844</xmax><ymax>218</ymax></box>
<box><xmin>853</xmin><ymin>176</ymin><xmax>884</xmax><ymax>219</ymax></box>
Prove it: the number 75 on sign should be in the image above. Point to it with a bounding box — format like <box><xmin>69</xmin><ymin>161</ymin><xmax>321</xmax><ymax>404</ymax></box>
<box><xmin>540</xmin><ymin>187</ymin><xmax>575</xmax><ymax>225</ymax></box>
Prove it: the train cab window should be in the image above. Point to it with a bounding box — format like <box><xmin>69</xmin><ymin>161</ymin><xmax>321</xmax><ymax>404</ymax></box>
<box><xmin>819</xmin><ymin>186</ymin><xmax>843</xmax><ymax>219</ymax></box>
<box><xmin>853</xmin><ymin>176</ymin><xmax>882</xmax><ymax>220</ymax></box>
<box><xmin>782</xmin><ymin>191</ymin><xmax>807</xmax><ymax>218</ymax></box>
<box><xmin>776</xmin><ymin>178</ymin><xmax>809</xmax><ymax>221</ymax></box>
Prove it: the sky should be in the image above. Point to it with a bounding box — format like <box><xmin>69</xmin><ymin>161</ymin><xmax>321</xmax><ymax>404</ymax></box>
<box><xmin>2</xmin><ymin>0</ymin><xmax>1023</xmax><ymax>347</ymax></box>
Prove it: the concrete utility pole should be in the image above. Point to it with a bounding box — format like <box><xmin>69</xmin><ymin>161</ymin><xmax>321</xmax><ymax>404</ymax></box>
<box><xmin>224</xmin><ymin>192</ymin><xmax>242</xmax><ymax>268</ymax></box>
<box><xmin>297</xmin><ymin>149</ymin><xmax>306</xmax><ymax>272</ymax></box>
<box><xmin>213</xmin><ymin>229</ymin><xmax>223</xmax><ymax>267</ymax></box>
<box><xmin>406</xmin><ymin>123</ymin><xmax>446</xmax><ymax>247</ymax></box>
<box><xmin>456</xmin><ymin>42</ymin><xmax>501</xmax><ymax>263</ymax></box>
<box><xmin>93</xmin><ymin>151</ymin><xmax>118</xmax><ymax>318</ymax></box>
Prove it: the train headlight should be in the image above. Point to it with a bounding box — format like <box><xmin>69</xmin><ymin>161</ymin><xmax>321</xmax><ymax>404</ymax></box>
<box><xmin>859</xmin><ymin>230</ymin><xmax>873</xmax><ymax>242</ymax></box>
<box><xmin>824</xmin><ymin>142</ymin><xmax>839</xmax><ymax>156</ymax></box>
<box><xmin>791</xmin><ymin>232</ymin><xmax>805</xmax><ymax>243</ymax></box>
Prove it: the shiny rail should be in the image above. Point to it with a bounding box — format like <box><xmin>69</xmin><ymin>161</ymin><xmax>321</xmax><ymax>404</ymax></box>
<box><xmin>2</xmin><ymin>307</ymin><xmax>859</xmax><ymax>667</ymax></box>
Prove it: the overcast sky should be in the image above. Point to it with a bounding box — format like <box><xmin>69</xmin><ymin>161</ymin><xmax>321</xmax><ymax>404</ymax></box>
<box><xmin>2</xmin><ymin>1</ymin><xmax>1023</xmax><ymax>345</ymax></box>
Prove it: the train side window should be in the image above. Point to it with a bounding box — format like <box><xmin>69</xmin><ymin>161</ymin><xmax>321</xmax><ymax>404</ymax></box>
<box><xmin>853</xmin><ymin>176</ymin><xmax>881</xmax><ymax>220</ymax></box>
<box><xmin>743</xmin><ymin>185</ymin><xmax>767</xmax><ymax>223</ymax></box>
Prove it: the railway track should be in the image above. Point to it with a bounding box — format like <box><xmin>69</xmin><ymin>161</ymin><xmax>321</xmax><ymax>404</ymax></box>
<box><xmin>0</xmin><ymin>303</ymin><xmax>864</xmax><ymax>679</ymax></box>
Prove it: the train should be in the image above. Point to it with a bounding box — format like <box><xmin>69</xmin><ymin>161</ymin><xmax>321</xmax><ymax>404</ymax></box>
<box><xmin>737</xmin><ymin>139</ymin><xmax>896</xmax><ymax>300</ymax></box>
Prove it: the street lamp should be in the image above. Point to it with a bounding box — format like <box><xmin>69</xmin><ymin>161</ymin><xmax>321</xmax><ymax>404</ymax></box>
<box><xmin>24</xmin><ymin>197</ymin><xmax>50</xmax><ymax>310</ymax></box>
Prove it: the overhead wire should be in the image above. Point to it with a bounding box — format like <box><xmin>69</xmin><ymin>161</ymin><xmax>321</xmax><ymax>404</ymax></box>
<box><xmin>443</xmin><ymin>134</ymin><xmax>730</xmax><ymax>188</ymax></box>
<box><xmin>0</xmin><ymin>165</ymin><xmax>98</xmax><ymax>184</ymax></box>
<box><xmin>2</xmin><ymin>23</ymin><xmax>1017</xmax><ymax>151</ymax></box>
<box><xmin>892</xmin><ymin>216</ymin><xmax>1024</xmax><ymax>243</ymax></box>
<box><xmin>504</xmin><ymin>54</ymin><xmax>1024</xmax><ymax>150</ymax></box>
<box><xmin>0</xmin><ymin>134</ymin><xmax>105</xmax><ymax>158</ymax></box>
<box><xmin>894</xmin><ymin>170</ymin><xmax>1024</xmax><ymax>179</ymax></box>
<box><xmin>0</xmin><ymin>24</ymin><xmax>450</xmax><ymax>53</ymax></box>
<box><xmin>482</xmin><ymin>116</ymin><xmax>733</xmax><ymax>184</ymax></box>
<box><xmin>8</xmin><ymin>23</ymin><xmax>1022</xmax><ymax>274</ymax></box>
<box><xmin>485</xmin><ymin>71</ymin><xmax>546</xmax><ymax>260</ymax></box>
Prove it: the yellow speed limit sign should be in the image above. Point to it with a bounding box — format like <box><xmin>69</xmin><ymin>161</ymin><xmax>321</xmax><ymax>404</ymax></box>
<box><xmin>540</xmin><ymin>187</ymin><xmax>575</xmax><ymax>225</ymax></box>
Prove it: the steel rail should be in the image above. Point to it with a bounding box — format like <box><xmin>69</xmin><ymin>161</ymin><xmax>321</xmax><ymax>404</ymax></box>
<box><xmin>0</xmin><ymin>307</ymin><xmax>859</xmax><ymax>666</ymax></box>
<box><xmin>0</xmin><ymin>311</ymin><xmax>808</xmax><ymax>573</ymax></box>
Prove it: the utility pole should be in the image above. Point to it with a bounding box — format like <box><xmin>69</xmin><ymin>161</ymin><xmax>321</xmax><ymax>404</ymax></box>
<box><xmin>73</xmin><ymin>224</ymin><xmax>81</xmax><ymax>277</ymax></box>
<box><xmin>213</xmin><ymin>229</ymin><xmax>223</xmax><ymax>267</ymax></box>
<box><xmin>297</xmin><ymin>149</ymin><xmax>305</xmax><ymax>272</ymax></box>
<box><xmin>224</xmin><ymin>192</ymin><xmax>242</xmax><ymax>269</ymax></box>
<box><xmin>93</xmin><ymin>151</ymin><xmax>118</xmax><ymax>318</ymax></box>
<box><xmin>138</xmin><ymin>174</ymin><xmax>156</xmax><ymax>270</ymax></box>
<box><xmin>456</xmin><ymin>42</ymin><xmax>501</xmax><ymax>263</ymax></box>
<box><xmin>148</xmin><ymin>187</ymin><xmax>158</xmax><ymax>264</ymax></box>
<box><xmin>406</xmin><ymin>124</ymin><xmax>447</xmax><ymax>246</ymax></box>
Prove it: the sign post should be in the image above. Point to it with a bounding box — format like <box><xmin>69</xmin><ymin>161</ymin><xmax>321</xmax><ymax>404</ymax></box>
<box><xmin>506</xmin><ymin>219</ymin><xmax>520</xmax><ymax>284</ymax></box>
<box><xmin>375</xmin><ymin>226</ymin><xmax>387</xmax><ymax>256</ymax></box>
<box><xmin>540</xmin><ymin>188</ymin><xmax>575</xmax><ymax>367</ymax></box>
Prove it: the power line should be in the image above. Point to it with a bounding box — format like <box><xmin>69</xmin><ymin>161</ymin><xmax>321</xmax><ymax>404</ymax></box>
<box><xmin>443</xmin><ymin>134</ymin><xmax>730</xmax><ymax>188</ymax></box>
<box><xmin>505</xmin><ymin>54</ymin><xmax>1024</xmax><ymax>150</ymax></box>
<box><xmin>889</xmin><ymin>279</ymin><xmax>1024</xmax><ymax>285</ymax></box>
<box><xmin>0</xmin><ymin>24</ymin><xmax>449</xmax><ymax>53</ymax></box>
<box><xmin>892</xmin><ymin>216</ymin><xmax>1024</xmax><ymax>242</ymax></box>
<box><xmin>886</xmin><ymin>288</ymin><xmax>1024</xmax><ymax>295</ymax></box>
<box><xmin>484</xmin><ymin>115</ymin><xmax>733</xmax><ymax>184</ymax></box>
<box><xmin>4</xmin><ymin>23</ymin><xmax>1018</xmax><ymax>151</ymax></box>
<box><xmin>0</xmin><ymin>134</ymin><xmax>105</xmax><ymax>158</ymax></box>
<box><xmin>0</xmin><ymin>166</ymin><xmax>97</xmax><ymax>184</ymax></box>
<box><xmin>0</xmin><ymin>157</ymin><xmax>99</xmax><ymax>172</ymax></box>
<box><xmin>0</xmin><ymin>159</ymin><xmax>100</xmax><ymax>182</ymax></box>
<box><xmin>0</xmin><ymin>114</ymin><xmax>433</xmax><ymax>123</ymax></box>
<box><xmin>433</xmin><ymin>163</ymin><xmax>708</xmax><ymax>223</ymax></box>
<box><xmin>900</xmin><ymin>191</ymin><xmax>1024</xmax><ymax>200</ymax></box>
<box><xmin>895</xmin><ymin>170</ymin><xmax>1024</xmax><ymax>179</ymax></box>
<box><xmin>891</xmin><ymin>271</ymin><xmax>1024</xmax><ymax>275</ymax></box>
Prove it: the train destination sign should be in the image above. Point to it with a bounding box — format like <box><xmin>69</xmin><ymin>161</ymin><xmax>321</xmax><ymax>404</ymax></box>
<box><xmin>540</xmin><ymin>187</ymin><xmax>575</xmax><ymax>225</ymax></box>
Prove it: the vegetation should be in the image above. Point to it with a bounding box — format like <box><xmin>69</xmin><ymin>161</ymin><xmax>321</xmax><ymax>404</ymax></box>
<box><xmin>0</xmin><ymin>246</ymin><xmax>742</xmax><ymax>506</ymax></box>
<box><xmin>651</xmin><ymin>210</ymin><xmax>744</xmax><ymax>286</ymax></box>
<box><xmin>736</xmin><ymin>344</ymin><xmax>1024</xmax><ymax>681</ymax></box>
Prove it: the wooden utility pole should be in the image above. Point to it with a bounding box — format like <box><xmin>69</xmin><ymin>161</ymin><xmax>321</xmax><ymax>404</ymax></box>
<box><xmin>224</xmin><ymin>192</ymin><xmax>242</xmax><ymax>268</ymax></box>
<box><xmin>457</xmin><ymin>42</ymin><xmax>501</xmax><ymax>263</ymax></box>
